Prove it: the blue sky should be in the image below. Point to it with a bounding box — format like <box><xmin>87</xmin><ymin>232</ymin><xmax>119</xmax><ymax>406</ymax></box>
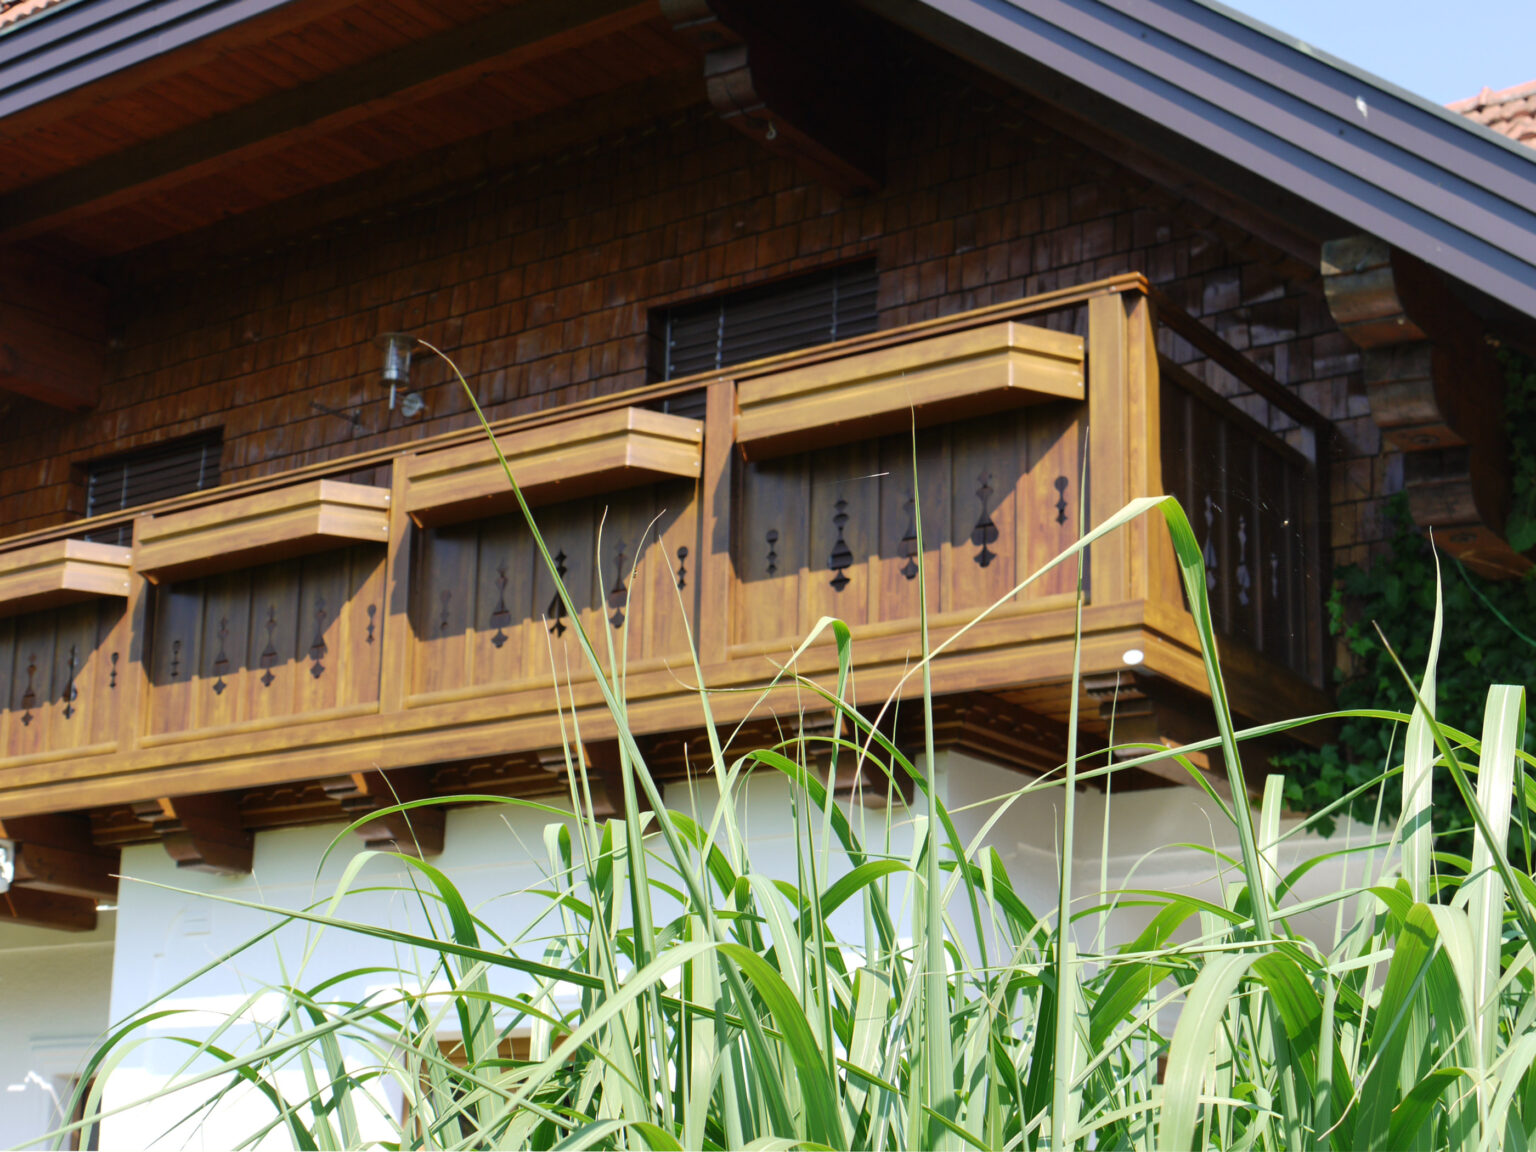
<box><xmin>1218</xmin><ymin>0</ymin><xmax>1535</xmax><ymax>105</ymax></box>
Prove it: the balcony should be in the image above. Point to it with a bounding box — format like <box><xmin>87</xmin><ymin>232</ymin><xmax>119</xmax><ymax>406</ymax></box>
<box><xmin>0</xmin><ymin>274</ymin><xmax>1329</xmax><ymax>877</ymax></box>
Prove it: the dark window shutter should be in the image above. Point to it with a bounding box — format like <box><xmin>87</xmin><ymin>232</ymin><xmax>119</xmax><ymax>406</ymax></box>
<box><xmin>660</xmin><ymin>262</ymin><xmax>878</xmax><ymax>379</ymax></box>
<box><xmin>83</xmin><ymin>433</ymin><xmax>222</xmax><ymax>545</ymax></box>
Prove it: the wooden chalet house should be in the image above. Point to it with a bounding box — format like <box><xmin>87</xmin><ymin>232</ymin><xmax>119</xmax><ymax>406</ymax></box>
<box><xmin>0</xmin><ymin>0</ymin><xmax>1533</xmax><ymax>1142</ymax></box>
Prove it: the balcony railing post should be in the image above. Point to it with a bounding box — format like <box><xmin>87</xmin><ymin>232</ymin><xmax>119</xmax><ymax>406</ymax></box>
<box><xmin>697</xmin><ymin>378</ymin><xmax>736</xmax><ymax>668</ymax></box>
<box><xmin>379</xmin><ymin>459</ymin><xmax>411</xmax><ymax>717</ymax></box>
<box><xmin>1087</xmin><ymin>292</ymin><xmax>1128</xmax><ymax>604</ymax></box>
<box><xmin>118</xmin><ymin>517</ymin><xmax>152</xmax><ymax>755</ymax></box>
<box><xmin>1088</xmin><ymin>287</ymin><xmax>1167</xmax><ymax>609</ymax></box>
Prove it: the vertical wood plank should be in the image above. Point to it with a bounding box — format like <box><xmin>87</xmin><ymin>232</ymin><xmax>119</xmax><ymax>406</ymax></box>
<box><xmin>472</xmin><ymin>514</ymin><xmax>534</xmax><ymax>690</ymax></box>
<box><xmin>733</xmin><ymin>456</ymin><xmax>808</xmax><ymax>649</ymax></box>
<box><xmin>195</xmin><ymin>571</ymin><xmax>249</xmax><ymax>732</ymax></box>
<box><xmin>804</xmin><ymin>442</ymin><xmax>877</xmax><ymax>631</ymax></box>
<box><xmin>529</xmin><ymin>500</ymin><xmax>595</xmax><ymax>685</ymax></box>
<box><xmin>244</xmin><ymin>560</ymin><xmax>302</xmax><ymax>726</ymax></box>
<box><xmin>1022</xmin><ymin>403</ymin><xmax>1084</xmax><ymax>601</ymax></box>
<box><xmin>697</xmin><ymin>378</ymin><xmax>735</xmax><ymax>669</ymax></box>
<box><xmin>1123</xmin><ymin>291</ymin><xmax>1162</xmax><ymax>604</ymax></box>
<box><xmin>412</xmin><ymin>525</ymin><xmax>477</xmax><ymax>698</ymax></box>
<box><xmin>948</xmin><ymin>414</ymin><xmax>1018</xmax><ymax>615</ymax></box>
<box><xmin>1087</xmin><ymin>291</ymin><xmax>1130</xmax><ymax>605</ymax></box>
<box><xmin>119</xmin><ymin>517</ymin><xmax>153</xmax><ymax>754</ymax></box>
<box><xmin>46</xmin><ymin>605</ymin><xmax>90</xmax><ymax>751</ymax></box>
<box><xmin>642</xmin><ymin>480</ymin><xmax>697</xmax><ymax>667</ymax></box>
<box><xmin>0</xmin><ymin>618</ymin><xmax>14</xmax><ymax>757</ymax></box>
<box><xmin>873</xmin><ymin>430</ymin><xmax>945</xmax><ymax>627</ymax></box>
<box><xmin>594</xmin><ymin>487</ymin><xmax>651</xmax><ymax>669</ymax></box>
<box><xmin>379</xmin><ymin>460</ymin><xmax>412</xmax><ymax>716</ymax></box>
<box><xmin>339</xmin><ymin>548</ymin><xmax>385</xmax><ymax>709</ymax></box>
<box><xmin>291</xmin><ymin>552</ymin><xmax>348</xmax><ymax>717</ymax></box>
<box><xmin>88</xmin><ymin>601</ymin><xmax>128</xmax><ymax>748</ymax></box>
<box><xmin>146</xmin><ymin>579</ymin><xmax>203</xmax><ymax>737</ymax></box>
<box><xmin>8</xmin><ymin>612</ymin><xmax>51</xmax><ymax>758</ymax></box>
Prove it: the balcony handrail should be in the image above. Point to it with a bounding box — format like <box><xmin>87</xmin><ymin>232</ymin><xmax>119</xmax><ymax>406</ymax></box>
<box><xmin>1148</xmin><ymin>285</ymin><xmax>1332</xmax><ymax>439</ymax></box>
<box><xmin>0</xmin><ymin>272</ymin><xmax>1315</xmax><ymax>554</ymax></box>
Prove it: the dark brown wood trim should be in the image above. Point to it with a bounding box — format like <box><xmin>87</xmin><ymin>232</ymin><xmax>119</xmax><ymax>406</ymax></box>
<box><xmin>1322</xmin><ymin>234</ymin><xmax>1529</xmax><ymax>578</ymax></box>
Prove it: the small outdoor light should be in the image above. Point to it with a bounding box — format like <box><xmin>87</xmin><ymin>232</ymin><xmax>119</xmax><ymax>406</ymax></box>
<box><xmin>375</xmin><ymin>332</ymin><xmax>417</xmax><ymax>410</ymax></box>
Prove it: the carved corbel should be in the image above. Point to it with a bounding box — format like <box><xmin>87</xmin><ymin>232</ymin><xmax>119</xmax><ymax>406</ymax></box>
<box><xmin>320</xmin><ymin>769</ymin><xmax>444</xmax><ymax>857</ymax></box>
<box><xmin>541</xmin><ymin>743</ymin><xmax>653</xmax><ymax>821</ymax></box>
<box><xmin>1082</xmin><ymin>672</ymin><xmax>1288</xmax><ymax>798</ymax></box>
<box><xmin>1322</xmin><ymin>236</ymin><xmax>1527</xmax><ymax>577</ymax></box>
<box><xmin>896</xmin><ymin>693</ymin><xmax>1075</xmax><ymax>780</ymax></box>
<box><xmin>131</xmin><ymin>792</ymin><xmax>254</xmax><ymax>874</ymax></box>
<box><xmin>662</xmin><ymin>0</ymin><xmax>884</xmax><ymax>194</ymax></box>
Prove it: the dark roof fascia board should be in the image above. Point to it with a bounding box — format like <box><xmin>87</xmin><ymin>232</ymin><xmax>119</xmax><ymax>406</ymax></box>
<box><xmin>1152</xmin><ymin>0</ymin><xmax>1536</xmax><ymax>228</ymax></box>
<box><xmin>1190</xmin><ymin>0</ymin><xmax>1536</xmax><ymax>174</ymax></box>
<box><xmin>867</xmin><ymin>0</ymin><xmax>1536</xmax><ymax>322</ymax></box>
<box><xmin>0</xmin><ymin>0</ymin><xmax>306</xmax><ymax>123</ymax></box>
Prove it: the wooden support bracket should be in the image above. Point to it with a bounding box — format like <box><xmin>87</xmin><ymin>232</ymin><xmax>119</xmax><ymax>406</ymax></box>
<box><xmin>0</xmin><ymin>887</ymin><xmax>98</xmax><ymax>932</ymax></box>
<box><xmin>320</xmin><ymin>768</ymin><xmax>444</xmax><ymax>857</ymax></box>
<box><xmin>662</xmin><ymin>0</ymin><xmax>884</xmax><ymax>194</ymax></box>
<box><xmin>896</xmin><ymin>693</ymin><xmax>1075</xmax><ymax>779</ymax></box>
<box><xmin>131</xmin><ymin>793</ymin><xmax>254</xmax><ymax>874</ymax></box>
<box><xmin>1321</xmin><ymin>235</ymin><xmax>1528</xmax><ymax>578</ymax></box>
<box><xmin>1083</xmin><ymin>672</ymin><xmax>1292</xmax><ymax>797</ymax></box>
<box><xmin>553</xmin><ymin>742</ymin><xmax>653</xmax><ymax>821</ymax></box>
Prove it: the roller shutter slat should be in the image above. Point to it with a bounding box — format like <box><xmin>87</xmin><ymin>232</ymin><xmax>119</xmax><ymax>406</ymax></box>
<box><xmin>662</xmin><ymin>262</ymin><xmax>877</xmax><ymax>379</ymax></box>
<box><xmin>82</xmin><ymin>434</ymin><xmax>222</xmax><ymax>546</ymax></box>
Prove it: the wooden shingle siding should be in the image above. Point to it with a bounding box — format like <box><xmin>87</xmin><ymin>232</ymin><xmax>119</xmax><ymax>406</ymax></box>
<box><xmin>0</xmin><ymin>66</ymin><xmax>1381</xmax><ymax>566</ymax></box>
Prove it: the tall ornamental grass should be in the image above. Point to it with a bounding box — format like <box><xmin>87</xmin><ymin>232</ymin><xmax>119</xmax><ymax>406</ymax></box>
<box><xmin>56</xmin><ymin>354</ymin><xmax>1536</xmax><ymax>1149</ymax></box>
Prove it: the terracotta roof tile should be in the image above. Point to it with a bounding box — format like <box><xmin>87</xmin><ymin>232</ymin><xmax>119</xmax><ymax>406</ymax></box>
<box><xmin>0</xmin><ymin>0</ymin><xmax>68</xmax><ymax>31</ymax></box>
<box><xmin>1449</xmin><ymin>79</ymin><xmax>1536</xmax><ymax>149</ymax></box>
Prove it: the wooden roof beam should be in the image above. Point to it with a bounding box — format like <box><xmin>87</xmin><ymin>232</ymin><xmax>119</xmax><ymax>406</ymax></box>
<box><xmin>0</xmin><ymin>887</ymin><xmax>98</xmax><ymax>932</ymax></box>
<box><xmin>0</xmin><ymin>813</ymin><xmax>116</xmax><ymax>931</ymax></box>
<box><xmin>663</xmin><ymin>0</ymin><xmax>885</xmax><ymax>194</ymax></box>
<box><xmin>0</xmin><ymin>0</ymin><xmax>655</xmax><ymax>245</ymax></box>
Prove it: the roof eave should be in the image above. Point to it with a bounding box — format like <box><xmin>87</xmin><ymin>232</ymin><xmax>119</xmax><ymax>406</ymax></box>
<box><xmin>863</xmin><ymin>0</ymin><xmax>1536</xmax><ymax>323</ymax></box>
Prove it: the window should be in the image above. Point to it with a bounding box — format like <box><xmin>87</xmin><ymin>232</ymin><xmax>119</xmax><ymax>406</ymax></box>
<box><xmin>82</xmin><ymin>432</ymin><xmax>222</xmax><ymax>546</ymax></box>
<box><xmin>63</xmin><ymin>1075</ymin><xmax>100</xmax><ymax>1151</ymax></box>
<box><xmin>656</xmin><ymin>261</ymin><xmax>878</xmax><ymax>380</ymax></box>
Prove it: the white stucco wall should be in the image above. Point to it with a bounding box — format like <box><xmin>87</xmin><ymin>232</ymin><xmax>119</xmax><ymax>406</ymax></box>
<box><xmin>77</xmin><ymin>753</ymin><xmax>1381</xmax><ymax>1149</ymax></box>
<box><xmin>0</xmin><ymin>911</ymin><xmax>115</xmax><ymax>1151</ymax></box>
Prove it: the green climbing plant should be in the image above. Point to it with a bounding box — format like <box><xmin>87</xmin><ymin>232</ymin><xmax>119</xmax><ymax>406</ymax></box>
<box><xmin>1283</xmin><ymin>490</ymin><xmax>1536</xmax><ymax>854</ymax></box>
<box><xmin>1503</xmin><ymin>347</ymin><xmax>1536</xmax><ymax>553</ymax></box>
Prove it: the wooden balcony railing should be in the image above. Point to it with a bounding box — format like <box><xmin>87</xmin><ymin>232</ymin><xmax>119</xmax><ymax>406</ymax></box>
<box><xmin>0</xmin><ymin>274</ymin><xmax>1330</xmax><ymax>822</ymax></box>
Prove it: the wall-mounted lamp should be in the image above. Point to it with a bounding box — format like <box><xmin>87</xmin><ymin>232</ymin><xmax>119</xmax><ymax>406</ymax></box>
<box><xmin>375</xmin><ymin>332</ymin><xmax>418</xmax><ymax>412</ymax></box>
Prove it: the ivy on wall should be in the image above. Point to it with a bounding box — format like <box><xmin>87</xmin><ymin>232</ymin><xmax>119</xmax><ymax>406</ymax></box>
<box><xmin>1505</xmin><ymin>349</ymin><xmax>1536</xmax><ymax>553</ymax></box>
<box><xmin>1283</xmin><ymin>349</ymin><xmax>1536</xmax><ymax>849</ymax></box>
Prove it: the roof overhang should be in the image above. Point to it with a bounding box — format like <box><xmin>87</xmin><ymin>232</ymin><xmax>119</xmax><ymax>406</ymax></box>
<box><xmin>861</xmin><ymin>0</ymin><xmax>1536</xmax><ymax>324</ymax></box>
<box><xmin>0</xmin><ymin>0</ymin><xmax>319</xmax><ymax>124</ymax></box>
